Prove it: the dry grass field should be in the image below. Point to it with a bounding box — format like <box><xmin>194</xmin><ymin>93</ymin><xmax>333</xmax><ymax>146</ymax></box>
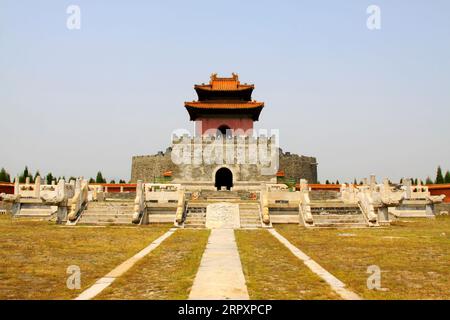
<box><xmin>276</xmin><ymin>216</ymin><xmax>450</xmax><ymax>299</ymax></box>
<box><xmin>235</xmin><ymin>229</ymin><xmax>340</xmax><ymax>300</ymax></box>
<box><xmin>97</xmin><ymin>229</ymin><xmax>210</xmax><ymax>300</ymax></box>
<box><xmin>2</xmin><ymin>213</ymin><xmax>449</xmax><ymax>300</ymax></box>
<box><xmin>0</xmin><ymin>215</ymin><xmax>169</xmax><ymax>299</ymax></box>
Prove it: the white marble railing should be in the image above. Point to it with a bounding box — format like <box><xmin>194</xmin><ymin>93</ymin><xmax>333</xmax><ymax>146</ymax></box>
<box><xmin>67</xmin><ymin>179</ymin><xmax>88</xmax><ymax>221</ymax></box>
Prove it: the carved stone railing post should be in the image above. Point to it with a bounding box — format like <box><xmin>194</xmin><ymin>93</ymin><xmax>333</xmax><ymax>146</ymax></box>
<box><xmin>299</xmin><ymin>179</ymin><xmax>313</xmax><ymax>225</ymax></box>
<box><xmin>261</xmin><ymin>188</ymin><xmax>270</xmax><ymax>225</ymax></box>
<box><xmin>14</xmin><ymin>176</ymin><xmax>20</xmax><ymax>196</ymax></box>
<box><xmin>57</xmin><ymin>179</ymin><xmax>66</xmax><ymax>202</ymax></box>
<box><xmin>175</xmin><ymin>186</ymin><xmax>185</xmax><ymax>226</ymax></box>
<box><xmin>132</xmin><ymin>180</ymin><xmax>145</xmax><ymax>224</ymax></box>
<box><xmin>35</xmin><ymin>176</ymin><xmax>41</xmax><ymax>199</ymax></box>
<box><xmin>68</xmin><ymin>178</ymin><xmax>88</xmax><ymax>222</ymax></box>
<box><xmin>404</xmin><ymin>178</ymin><xmax>412</xmax><ymax>199</ymax></box>
<box><xmin>356</xmin><ymin>183</ymin><xmax>378</xmax><ymax>225</ymax></box>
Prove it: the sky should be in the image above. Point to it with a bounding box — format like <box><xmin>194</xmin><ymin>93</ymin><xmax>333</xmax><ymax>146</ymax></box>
<box><xmin>0</xmin><ymin>0</ymin><xmax>449</xmax><ymax>183</ymax></box>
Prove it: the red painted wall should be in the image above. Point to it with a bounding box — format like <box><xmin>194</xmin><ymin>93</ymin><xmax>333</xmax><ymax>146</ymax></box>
<box><xmin>0</xmin><ymin>183</ymin><xmax>14</xmax><ymax>195</ymax></box>
<box><xmin>428</xmin><ymin>184</ymin><xmax>450</xmax><ymax>203</ymax></box>
<box><xmin>196</xmin><ymin>118</ymin><xmax>253</xmax><ymax>135</ymax></box>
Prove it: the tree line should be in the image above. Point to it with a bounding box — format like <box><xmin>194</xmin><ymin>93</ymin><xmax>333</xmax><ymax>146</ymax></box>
<box><xmin>320</xmin><ymin>166</ymin><xmax>450</xmax><ymax>185</ymax></box>
<box><xmin>0</xmin><ymin>166</ymin><xmax>127</xmax><ymax>184</ymax></box>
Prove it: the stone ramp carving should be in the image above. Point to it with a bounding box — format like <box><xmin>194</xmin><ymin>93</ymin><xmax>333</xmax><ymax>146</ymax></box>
<box><xmin>77</xmin><ymin>201</ymin><xmax>134</xmax><ymax>225</ymax></box>
<box><xmin>182</xmin><ymin>199</ymin><xmax>263</xmax><ymax>229</ymax></box>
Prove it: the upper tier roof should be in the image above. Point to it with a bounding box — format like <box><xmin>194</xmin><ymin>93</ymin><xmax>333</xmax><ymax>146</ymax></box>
<box><xmin>194</xmin><ymin>73</ymin><xmax>254</xmax><ymax>92</ymax></box>
<box><xmin>185</xmin><ymin>73</ymin><xmax>264</xmax><ymax>120</ymax></box>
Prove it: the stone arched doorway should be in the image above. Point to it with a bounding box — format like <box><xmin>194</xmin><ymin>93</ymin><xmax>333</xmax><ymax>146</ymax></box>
<box><xmin>215</xmin><ymin>167</ymin><xmax>233</xmax><ymax>190</ymax></box>
<box><xmin>217</xmin><ymin>125</ymin><xmax>232</xmax><ymax>138</ymax></box>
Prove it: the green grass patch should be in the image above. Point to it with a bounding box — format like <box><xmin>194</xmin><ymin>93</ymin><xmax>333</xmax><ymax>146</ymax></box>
<box><xmin>235</xmin><ymin>229</ymin><xmax>340</xmax><ymax>300</ymax></box>
<box><xmin>97</xmin><ymin>229</ymin><xmax>210</xmax><ymax>300</ymax></box>
<box><xmin>276</xmin><ymin>216</ymin><xmax>450</xmax><ymax>299</ymax></box>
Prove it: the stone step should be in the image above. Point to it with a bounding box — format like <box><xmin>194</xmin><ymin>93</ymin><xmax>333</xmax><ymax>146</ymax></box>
<box><xmin>78</xmin><ymin>221</ymin><xmax>132</xmax><ymax>225</ymax></box>
<box><xmin>313</xmin><ymin>214</ymin><xmax>364</xmax><ymax>219</ymax></box>
<box><xmin>184</xmin><ymin>224</ymin><xmax>206</xmax><ymax>229</ymax></box>
<box><xmin>240</xmin><ymin>224</ymin><xmax>261</xmax><ymax>228</ymax></box>
<box><xmin>312</xmin><ymin>222</ymin><xmax>368</xmax><ymax>228</ymax></box>
<box><xmin>80</xmin><ymin>217</ymin><xmax>132</xmax><ymax>222</ymax></box>
<box><xmin>86</xmin><ymin>204</ymin><xmax>133</xmax><ymax>209</ymax></box>
<box><xmin>81</xmin><ymin>214</ymin><xmax>133</xmax><ymax>219</ymax></box>
<box><xmin>239</xmin><ymin>211</ymin><xmax>259</xmax><ymax>215</ymax></box>
<box><xmin>16</xmin><ymin>208</ymin><xmax>55</xmax><ymax>217</ymax></box>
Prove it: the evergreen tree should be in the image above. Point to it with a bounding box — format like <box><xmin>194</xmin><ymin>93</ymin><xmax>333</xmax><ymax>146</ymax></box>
<box><xmin>110</xmin><ymin>180</ymin><xmax>116</xmax><ymax>184</ymax></box>
<box><xmin>19</xmin><ymin>166</ymin><xmax>33</xmax><ymax>183</ymax></box>
<box><xmin>34</xmin><ymin>170</ymin><xmax>41</xmax><ymax>182</ymax></box>
<box><xmin>89</xmin><ymin>178</ymin><xmax>95</xmax><ymax>183</ymax></box>
<box><xmin>435</xmin><ymin>166</ymin><xmax>445</xmax><ymax>184</ymax></box>
<box><xmin>444</xmin><ymin>171</ymin><xmax>450</xmax><ymax>184</ymax></box>
<box><xmin>96</xmin><ymin>171</ymin><xmax>106</xmax><ymax>183</ymax></box>
<box><xmin>46</xmin><ymin>173</ymin><xmax>54</xmax><ymax>185</ymax></box>
<box><xmin>325</xmin><ymin>180</ymin><xmax>330</xmax><ymax>184</ymax></box>
<box><xmin>425</xmin><ymin>177</ymin><xmax>433</xmax><ymax>185</ymax></box>
<box><xmin>0</xmin><ymin>168</ymin><xmax>10</xmax><ymax>182</ymax></box>
<box><xmin>119</xmin><ymin>179</ymin><xmax>126</xmax><ymax>184</ymax></box>
<box><xmin>336</xmin><ymin>180</ymin><xmax>340</xmax><ymax>185</ymax></box>
<box><xmin>353</xmin><ymin>178</ymin><xmax>357</xmax><ymax>185</ymax></box>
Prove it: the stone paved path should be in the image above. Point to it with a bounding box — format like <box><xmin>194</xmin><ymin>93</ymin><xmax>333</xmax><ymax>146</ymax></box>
<box><xmin>189</xmin><ymin>229</ymin><xmax>249</xmax><ymax>300</ymax></box>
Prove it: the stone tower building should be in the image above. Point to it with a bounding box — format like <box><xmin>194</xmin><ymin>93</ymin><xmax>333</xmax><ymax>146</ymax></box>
<box><xmin>131</xmin><ymin>74</ymin><xmax>318</xmax><ymax>186</ymax></box>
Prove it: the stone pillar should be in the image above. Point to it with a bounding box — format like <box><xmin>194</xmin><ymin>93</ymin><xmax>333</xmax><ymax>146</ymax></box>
<box><xmin>75</xmin><ymin>179</ymin><xmax>81</xmax><ymax>194</ymax></box>
<box><xmin>362</xmin><ymin>178</ymin><xmax>368</xmax><ymax>186</ymax></box>
<box><xmin>57</xmin><ymin>179</ymin><xmax>66</xmax><ymax>201</ymax></box>
<box><xmin>14</xmin><ymin>176</ymin><xmax>20</xmax><ymax>195</ymax></box>
<box><xmin>300</xmin><ymin>179</ymin><xmax>308</xmax><ymax>192</ymax></box>
<box><xmin>370</xmin><ymin>175</ymin><xmax>376</xmax><ymax>191</ymax></box>
<box><xmin>404</xmin><ymin>178</ymin><xmax>412</xmax><ymax>199</ymax></box>
<box><xmin>25</xmin><ymin>177</ymin><xmax>30</xmax><ymax>185</ymax></box>
<box><xmin>35</xmin><ymin>176</ymin><xmax>41</xmax><ymax>198</ymax></box>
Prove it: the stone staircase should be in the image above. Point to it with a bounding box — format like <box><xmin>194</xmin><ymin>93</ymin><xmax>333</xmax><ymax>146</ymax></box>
<box><xmin>13</xmin><ymin>201</ymin><xmax>58</xmax><ymax>220</ymax></box>
<box><xmin>202</xmin><ymin>190</ymin><xmax>241</xmax><ymax>201</ymax></box>
<box><xmin>310</xmin><ymin>201</ymin><xmax>368</xmax><ymax>228</ymax></box>
<box><xmin>239</xmin><ymin>202</ymin><xmax>262</xmax><ymax>228</ymax></box>
<box><xmin>77</xmin><ymin>200</ymin><xmax>134</xmax><ymax>225</ymax></box>
<box><xmin>388</xmin><ymin>200</ymin><xmax>434</xmax><ymax>218</ymax></box>
<box><xmin>146</xmin><ymin>204</ymin><xmax>178</xmax><ymax>223</ymax></box>
<box><xmin>183</xmin><ymin>204</ymin><xmax>207</xmax><ymax>228</ymax></box>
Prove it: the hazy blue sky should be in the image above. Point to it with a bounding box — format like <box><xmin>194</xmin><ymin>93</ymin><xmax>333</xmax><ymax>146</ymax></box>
<box><xmin>1</xmin><ymin>0</ymin><xmax>449</xmax><ymax>182</ymax></box>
